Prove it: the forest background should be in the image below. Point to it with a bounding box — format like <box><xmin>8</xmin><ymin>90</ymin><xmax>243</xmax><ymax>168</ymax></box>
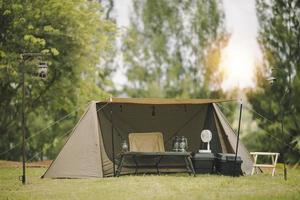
<box><xmin>0</xmin><ymin>0</ymin><xmax>299</xmax><ymax>164</ymax></box>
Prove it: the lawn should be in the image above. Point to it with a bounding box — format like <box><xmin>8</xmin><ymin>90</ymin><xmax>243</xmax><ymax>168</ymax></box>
<box><xmin>0</xmin><ymin>161</ymin><xmax>299</xmax><ymax>200</ymax></box>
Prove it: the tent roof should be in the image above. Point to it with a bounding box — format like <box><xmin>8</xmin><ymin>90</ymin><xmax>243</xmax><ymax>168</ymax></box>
<box><xmin>97</xmin><ymin>98</ymin><xmax>236</xmax><ymax>105</ymax></box>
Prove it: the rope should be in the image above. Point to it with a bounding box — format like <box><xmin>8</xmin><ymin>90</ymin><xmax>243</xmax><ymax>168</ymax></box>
<box><xmin>218</xmin><ymin>101</ymin><xmax>283</xmax><ymax>129</ymax></box>
<box><xmin>26</xmin><ymin>127</ymin><xmax>74</xmax><ymax>162</ymax></box>
<box><xmin>96</xmin><ymin>101</ymin><xmax>110</xmax><ymax>112</ymax></box>
<box><xmin>27</xmin><ymin>101</ymin><xmax>110</xmax><ymax>162</ymax></box>
<box><xmin>242</xmin><ymin>103</ymin><xmax>294</xmax><ymax>138</ymax></box>
<box><xmin>242</xmin><ymin>104</ymin><xmax>274</xmax><ymax>124</ymax></box>
<box><xmin>217</xmin><ymin>102</ymin><xmax>299</xmax><ymax>153</ymax></box>
<box><xmin>0</xmin><ymin>101</ymin><xmax>92</xmax><ymax>156</ymax></box>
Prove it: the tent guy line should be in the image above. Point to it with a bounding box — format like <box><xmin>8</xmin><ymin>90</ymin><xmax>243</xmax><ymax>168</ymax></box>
<box><xmin>217</xmin><ymin>103</ymin><xmax>298</xmax><ymax>152</ymax></box>
<box><xmin>242</xmin><ymin>103</ymin><xmax>294</xmax><ymax>137</ymax></box>
<box><xmin>0</xmin><ymin>100</ymin><xmax>110</xmax><ymax>157</ymax></box>
<box><xmin>27</xmin><ymin>102</ymin><xmax>110</xmax><ymax>163</ymax></box>
<box><xmin>0</xmin><ymin>102</ymin><xmax>88</xmax><ymax>156</ymax></box>
<box><xmin>242</xmin><ymin>103</ymin><xmax>297</xmax><ymax>150</ymax></box>
<box><xmin>26</xmin><ymin>127</ymin><xmax>75</xmax><ymax>162</ymax></box>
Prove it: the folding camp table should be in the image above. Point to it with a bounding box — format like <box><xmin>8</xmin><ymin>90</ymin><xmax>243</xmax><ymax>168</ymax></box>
<box><xmin>116</xmin><ymin>151</ymin><xmax>196</xmax><ymax>176</ymax></box>
<box><xmin>250</xmin><ymin>152</ymin><xmax>280</xmax><ymax>176</ymax></box>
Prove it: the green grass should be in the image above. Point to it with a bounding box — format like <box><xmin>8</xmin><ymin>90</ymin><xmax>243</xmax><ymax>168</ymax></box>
<box><xmin>0</xmin><ymin>165</ymin><xmax>299</xmax><ymax>200</ymax></box>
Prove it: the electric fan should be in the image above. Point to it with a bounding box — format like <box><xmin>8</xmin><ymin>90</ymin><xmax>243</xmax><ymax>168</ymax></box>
<box><xmin>199</xmin><ymin>129</ymin><xmax>212</xmax><ymax>153</ymax></box>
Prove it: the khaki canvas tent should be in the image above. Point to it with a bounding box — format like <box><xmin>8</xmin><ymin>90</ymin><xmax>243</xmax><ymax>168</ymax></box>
<box><xmin>42</xmin><ymin>98</ymin><xmax>253</xmax><ymax>178</ymax></box>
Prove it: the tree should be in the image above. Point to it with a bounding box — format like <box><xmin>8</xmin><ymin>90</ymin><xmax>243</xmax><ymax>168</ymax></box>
<box><xmin>121</xmin><ymin>0</ymin><xmax>228</xmax><ymax>98</ymax></box>
<box><xmin>247</xmin><ymin>0</ymin><xmax>300</xmax><ymax>162</ymax></box>
<box><xmin>0</xmin><ymin>0</ymin><xmax>115</xmax><ymax>160</ymax></box>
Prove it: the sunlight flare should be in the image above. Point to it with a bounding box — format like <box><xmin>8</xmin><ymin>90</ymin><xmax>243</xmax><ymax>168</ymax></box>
<box><xmin>220</xmin><ymin>42</ymin><xmax>256</xmax><ymax>90</ymax></box>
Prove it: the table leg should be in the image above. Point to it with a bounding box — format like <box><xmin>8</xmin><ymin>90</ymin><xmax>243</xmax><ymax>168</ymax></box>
<box><xmin>272</xmin><ymin>154</ymin><xmax>279</xmax><ymax>176</ymax></box>
<box><xmin>184</xmin><ymin>157</ymin><xmax>191</xmax><ymax>175</ymax></box>
<box><xmin>133</xmin><ymin>155</ymin><xmax>138</xmax><ymax>175</ymax></box>
<box><xmin>251</xmin><ymin>154</ymin><xmax>258</xmax><ymax>175</ymax></box>
<box><xmin>116</xmin><ymin>155</ymin><xmax>124</xmax><ymax>177</ymax></box>
<box><xmin>156</xmin><ymin>156</ymin><xmax>163</xmax><ymax>175</ymax></box>
<box><xmin>187</xmin><ymin>156</ymin><xmax>196</xmax><ymax>177</ymax></box>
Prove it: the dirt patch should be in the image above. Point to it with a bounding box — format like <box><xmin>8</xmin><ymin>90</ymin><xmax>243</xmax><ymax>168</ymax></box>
<box><xmin>27</xmin><ymin>160</ymin><xmax>52</xmax><ymax>168</ymax></box>
<box><xmin>0</xmin><ymin>160</ymin><xmax>20</xmax><ymax>168</ymax></box>
<box><xmin>0</xmin><ymin>160</ymin><xmax>52</xmax><ymax>168</ymax></box>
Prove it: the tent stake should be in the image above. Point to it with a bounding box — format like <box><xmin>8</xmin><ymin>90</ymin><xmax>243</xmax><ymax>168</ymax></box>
<box><xmin>234</xmin><ymin>100</ymin><xmax>243</xmax><ymax>176</ymax></box>
<box><xmin>110</xmin><ymin>104</ymin><xmax>116</xmax><ymax>177</ymax></box>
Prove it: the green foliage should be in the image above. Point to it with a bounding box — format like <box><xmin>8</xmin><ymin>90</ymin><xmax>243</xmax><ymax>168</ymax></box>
<box><xmin>247</xmin><ymin>0</ymin><xmax>300</xmax><ymax>163</ymax></box>
<box><xmin>122</xmin><ymin>0</ymin><xmax>228</xmax><ymax>98</ymax></box>
<box><xmin>0</xmin><ymin>0</ymin><xmax>115</xmax><ymax>160</ymax></box>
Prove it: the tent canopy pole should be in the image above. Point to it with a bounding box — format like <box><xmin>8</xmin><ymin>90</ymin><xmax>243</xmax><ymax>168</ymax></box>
<box><xmin>234</xmin><ymin>100</ymin><xmax>243</xmax><ymax>175</ymax></box>
<box><xmin>110</xmin><ymin>104</ymin><xmax>116</xmax><ymax>176</ymax></box>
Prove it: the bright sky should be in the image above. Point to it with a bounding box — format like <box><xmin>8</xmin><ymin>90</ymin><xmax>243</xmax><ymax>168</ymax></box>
<box><xmin>221</xmin><ymin>0</ymin><xmax>261</xmax><ymax>90</ymax></box>
<box><xmin>112</xmin><ymin>0</ymin><xmax>131</xmax><ymax>89</ymax></box>
<box><xmin>113</xmin><ymin>0</ymin><xmax>261</xmax><ymax>91</ymax></box>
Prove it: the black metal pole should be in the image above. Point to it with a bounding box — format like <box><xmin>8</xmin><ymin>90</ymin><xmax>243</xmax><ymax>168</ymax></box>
<box><xmin>234</xmin><ymin>100</ymin><xmax>243</xmax><ymax>176</ymax></box>
<box><xmin>19</xmin><ymin>52</ymin><xmax>49</xmax><ymax>184</ymax></box>
<box><xmin>280</xmin><ymin>99</ymin><xmax>287</xmax><ymax>181</ymax></box>
<box><xmin>21</xmin><ymin>58</ymin><xmax>26</xmax><ymax>184</ymax></box>
<box><xmin>110</xmin><ymin>104</ymin><xmax>116</xmax><ymax>176</ymax></box>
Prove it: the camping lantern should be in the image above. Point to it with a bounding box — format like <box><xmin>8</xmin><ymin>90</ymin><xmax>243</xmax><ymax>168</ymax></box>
<box><xmin>172</xmin><ymin>136</ymin><xmax>180</xmax><ymax>151</ymax></box>
<box><xmin>179</xmin><ymin>136</ymin><xmax>188</xmax><ymax>152</ymax></box>
<box><xmin>37</xmin><ymin>61</ymin><xmax>48</xmax><ymax>79</ymax></box>
<box><xmin>121</xmin><ymin>140</ymin><xmax>129</xmax><ymax>152</ymax></box>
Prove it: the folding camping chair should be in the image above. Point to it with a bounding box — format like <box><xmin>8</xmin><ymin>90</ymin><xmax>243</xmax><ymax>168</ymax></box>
<box><xmin>116</xmin><ymin>132</ymin><xmax>195</xmax><ymax>176</ymax></box>
<box><xmin>128</xmin><ymin>132</ymin><xmax>165</xmax><ymax>152</ymax></box>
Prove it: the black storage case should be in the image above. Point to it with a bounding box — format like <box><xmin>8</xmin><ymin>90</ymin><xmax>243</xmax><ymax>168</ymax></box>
<box><xmin>215</xmin><ymin>153</ymin><xmax>243</xmax><ymax>176</ymax></box>
<box><xmin>192</xmin><ymin>153</ymin><xmax>215</xmax><ymax>174</ymax></box>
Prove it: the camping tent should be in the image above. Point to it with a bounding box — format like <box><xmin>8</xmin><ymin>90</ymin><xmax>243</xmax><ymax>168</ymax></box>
<box><xmin>42</xmin><ymin>98</ymin><xmax>253</xmax><ymax>178</ymax></box>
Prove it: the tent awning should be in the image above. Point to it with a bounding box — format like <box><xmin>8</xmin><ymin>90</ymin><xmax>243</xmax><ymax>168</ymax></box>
<box><xmin>97</xmin><ymin>97</ymin><xmax>236</xmax><ymax>105</ymax></box>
